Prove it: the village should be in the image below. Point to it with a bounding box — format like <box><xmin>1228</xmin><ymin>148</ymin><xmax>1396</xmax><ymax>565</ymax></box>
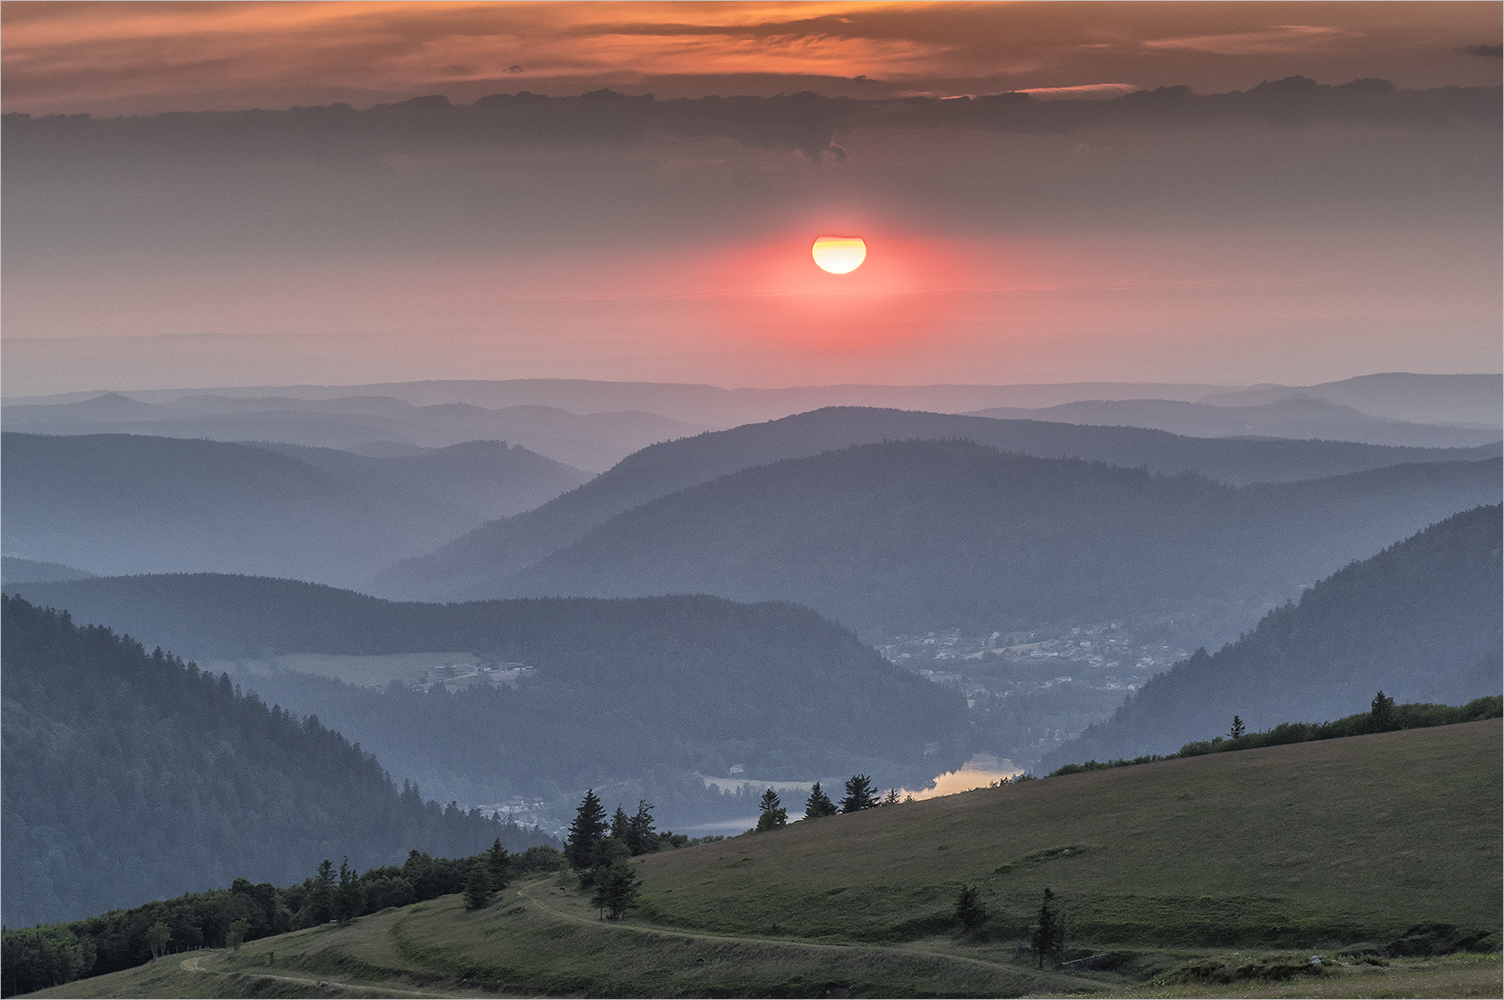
<box><xmin>879</xmin><ymin>620</ymin><xmax>1195</xmax><ymax>707</ymax></box>
<box><xmin>411</xmin><ymin>660</ymin><xmax>537</xmax><ymax>694</ymax></box>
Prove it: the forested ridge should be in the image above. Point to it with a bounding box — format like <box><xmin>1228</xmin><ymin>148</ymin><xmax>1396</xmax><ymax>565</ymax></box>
<box><xmin>376</xmin><ymin>405</ymin><xmax>1502</xmax><ymax>601</ymax></box>
<box><xmin>498</xmin><ymin>440</ymin><xmax>1501</xmax><ymax>638</ymax></box>
<box><xmin>0</xmin><ymin>582</ymin><xmax>968</xmax><ymax>817</ymax></box>
<box><xmin>1043</xmin><ymin>505</ymin><xmax>1504</xmax><ymax>767</ymax></box>
<box><xmin>1</xmin><ymin>595</ymin><xmax>554</xmax><ymax>929</ymax></box>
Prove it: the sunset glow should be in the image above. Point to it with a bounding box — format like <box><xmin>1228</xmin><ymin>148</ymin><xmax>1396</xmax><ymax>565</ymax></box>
<box><xmin>1</xmin><ymin>1</ymin><xmax>1498</xmax><ymax>393</ymax></box>
<box><xmin>811</xmin><ymin>237</ymin><xmax>867</xmax><ymax>274</ymax></box>
<box><xmin>2</xmin><ymin>2</ymin><xmax>1500</xmax><ymax>114</ymax></box>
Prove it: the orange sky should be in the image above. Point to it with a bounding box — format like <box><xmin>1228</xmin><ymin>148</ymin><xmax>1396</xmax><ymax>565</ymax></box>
<box><xmin>2</xmin><ymin>2</ymin><xmax>1499</xmax><ymax>393</ymax></box>
<box><xmin>3</xmin><ymin>2</ymin><xmax>1500</xmax><ymax>115</ymax></box>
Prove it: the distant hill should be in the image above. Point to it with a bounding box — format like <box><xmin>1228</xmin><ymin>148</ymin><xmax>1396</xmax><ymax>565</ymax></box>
<box><xmin>1041</xmin><ymin>505</ymin><xmax>1503</xmax><ymax>770</ymax></box>
<box><xmin>373</xmin><ymin>406</ymin><xmax>1500</xmax><ymax>601</ymax></box>
<box><xmin>385</xmin><ymin>438</ymin><xmax>1502</xmax><ymax>640</ymax></box>
<box><xmin>12</xmin><ymin>373</ymin><xmax>1492</xmax><ymax>431</ymax></box>
<box><xmin>968</xmin><ymin>395</ymin><xmax>1501</xmax><ymax>449</ymax></box>
<box><xmin>0</xmin><ymin>576</ymin><xmax>969</xmax><ymax>811</ymax></box>
<box><xmin>1</xmin><ymin>392</ymin><xmax>702</xmax><ymax>472</ymax></box>
<box><xmin>1</xmin><ymin>594</ymin><xmax>553</xmax><ymax>928</ymax></box>
<box><xmin>0</xmin><ymin>556</ymin><xmax>94</xmax><ymax>584</ymax></box>
<box><xmin>1</xmin><ymin>432</ymin><xmax>588</xmax><ymax>584</ymax></box>
<box><xmin>250</xmin><ymin>439</ymin><xmax>591</xmax><ymax>526</ymax></box>
<box><xmin>1200</xmin><ymin>372</ymin><xmax>1502</xmax><ymax>428</ymax></box>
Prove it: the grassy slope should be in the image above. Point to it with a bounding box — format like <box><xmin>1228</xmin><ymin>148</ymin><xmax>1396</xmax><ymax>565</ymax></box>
<box><xmin>26</xmin><ymin>721</ymin><xmax>1500</xmax><ymax>999</ymax></box>
<box><xmin>633</xmin><ymin>720</ymin><xmax>1501</xmax><ymax>946</ymax></box>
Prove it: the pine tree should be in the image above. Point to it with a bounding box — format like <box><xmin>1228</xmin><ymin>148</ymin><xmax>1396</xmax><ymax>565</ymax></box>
<box><xmin>627</xmin><ymin>800</ymin><xmax>658</xmax><ymax>856</ymax></box>
<box><xmin>804</xmin><ymin>782</ymin><xmax>838</xmax><ymax>819</ymax></box>
<box><xmin>309</xmin><ymin>858</ymin><xmax>336</xmax><ymax>925</ymax></box>
<box><xmin>486</xmin><ymin>837</ymin><xmax>511</xmax><ymax>890</ymax></box>
<box><xmin>1371</xmin><ymin>690</ymin><xmax>1397</xmax><ymax>732</ymax></box>
<box><xmin>955</xmin><ymin>884</ymin><xmax>987</xmax><ymax>932</ymax></box>
<box><xmin>1031</xmin><ymin>888</ymin><xmax>1065</xmax><ymax>968</ymax></box>
<box><xmin>565</xmin><ymin>789</ymin><xmax>608</xmax><ymax>871</ymax></box>
<box><xmin>1229</xmin><ymin>715</ymin><xmax>1246</xmax><ymax>739</ymax></box>
<box><xmin>755</xmin><ymin>788</ymin><xmax>788</xmax><ymax>832</ymax></box>
<box><xmin>840</xmin><ymin>774</ymin><xmax>878</xmax><ymax>813</ymax></box>
<box><xmin>335</xmin><ymin>857</ymin><xmax>362</xmax><ymax>925</ymax></box>
<box><xmin>464</xmin><ymin>858</ymin><xmax>494</xmax><ymax>911</ymax></box>
<box><xmin>609</xmin><ymin>805</ymin><xmax>631</xmax><ymax>844</ymax></box>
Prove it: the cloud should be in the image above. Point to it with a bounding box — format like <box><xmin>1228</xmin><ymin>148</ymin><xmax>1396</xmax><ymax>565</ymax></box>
<box><xmin>1464</xmin><ymin>43</ymin><xmax>1503</xmax><ymax>58</ymax></box>
<box><xmin>3</xmin><ymin>4</ymin><xmax>1500</xmax><ymax>116</ymax></box>
<box><xmin>1016</xmin><ymin>83</ymin><xmax>1138</xmax><ymax>101</ymax></box>
<box><xmin>1142</xmin><ymin>25</ymin><xmax>1356</xmax><ymax>57</ymax></box>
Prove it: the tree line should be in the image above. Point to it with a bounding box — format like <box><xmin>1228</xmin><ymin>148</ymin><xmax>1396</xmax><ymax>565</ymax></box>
<box><xmin>749</xmin><ymin>773</ymin><xmax>904</xmax><ymax>832</ymax></box>
<box><xmin>1047</xmin><ymin>693</ymin><xmax>1503</xmax><ymax>778</ymax></box>
<box><xmin>0</xmin><ymin>841</ymin><xmax>564</xmax><ymax>996</ymax></box>
<box><xmin>557</xmin><ymin>774</ymin><xmax>907</xmax><ymax>919</ymax></box>
<box><xmin>561</xmin><ymin>793</ymin><xmax>738</xmax><ymax>920</ymax></box>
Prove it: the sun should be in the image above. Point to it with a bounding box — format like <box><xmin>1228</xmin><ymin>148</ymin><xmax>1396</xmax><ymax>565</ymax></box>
<box><xmin>811</xmin><ymin>236</ymin><xmax>866</xmax><ymax>274</ymax></box>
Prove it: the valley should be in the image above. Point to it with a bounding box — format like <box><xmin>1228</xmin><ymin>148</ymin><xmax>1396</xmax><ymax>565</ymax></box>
<box><xmin>5</xmin><ymin>383</ymin><xmax>1500</xmax><ymax>997</ymax></box>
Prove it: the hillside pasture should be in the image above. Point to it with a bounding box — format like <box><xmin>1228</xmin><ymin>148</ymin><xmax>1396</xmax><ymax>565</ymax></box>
<box><xmin>20</xmin><ymin>720</ymin><xmax>1500</xmax><ymax>999</ymax></box>
<box><xmin>635</xmin><ymin>720</ymin><xmax>1503</xmax><ymax>948</ymax></box>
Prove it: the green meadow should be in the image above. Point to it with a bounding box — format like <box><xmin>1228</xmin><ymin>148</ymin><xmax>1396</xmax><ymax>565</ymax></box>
<box><xmin>24</xmin><ymin>720</ymin><xmax>1501</xmax><ymax>998</ymax></box>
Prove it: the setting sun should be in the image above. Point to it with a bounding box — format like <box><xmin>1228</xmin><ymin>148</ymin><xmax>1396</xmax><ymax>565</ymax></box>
<box><xmin>812</xmin><ymin>236</ymin><xmax>867</xmax><ymax>274</ymax></box>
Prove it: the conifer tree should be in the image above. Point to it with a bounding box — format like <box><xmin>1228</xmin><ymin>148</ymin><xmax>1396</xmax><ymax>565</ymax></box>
<box><xmin>609</xmin><ymin>805</ymin><xmax>632</xmax><ymax>845</ymax></box>
<box><xmin>309</xmin><ymin>859</ymin><xmax>336</xmax><ymax>925</ymax></box>
<box><xmin>1229</xmin><ymin>715</ymin><xmax>1246</xmax><ymax>739</ymax></box>
<box><xmin>755</xmin><ymin>788</ymin><xmax>788</xmax><ymax>831</ymax></box>
<box><xmin>954</xmin><ymin>884</ymin><xmax>987</xmax><ymax>932</ymax></box>
<box><xmin>335</xmin><ymin>857</ymin><xmax>362</xmax><ymax>925</ymax></box>
<box><xmin>627</xmin><ymin>800</ymin><xmax>658</xmax><ymax>855</ymax></box>
<box><xmin>464</xmin><ymin>859</ymin><xmax>494</xmax><ymax>911</ymax></box>
<box><xmin>804</xmin><ymin>782</ymin><xmax>838</xmax><ymax>819</ymax></box>
<box><xmin>1031</xmin><ymin>887</ymin><xmax>1064</xmax><ymax>968</ymax></box>
<box><xmin>840</xmin><ymin>774</ymin><xmax>878</xmax><ymax>813</ymax></box>
<box><xmin>486</xmin><ymin>837</ymin><xmax>511</xmax><ymax>890</ymax></box>
<box><xmin>564</xmin><ymin>789</ymin><xmax>608</xmax><ymax>871</ymax></box>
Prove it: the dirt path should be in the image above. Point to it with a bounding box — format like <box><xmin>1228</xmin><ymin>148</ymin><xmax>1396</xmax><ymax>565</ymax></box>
<box><xmin>180</xmin><ymin>950</ymin><xmax>460</xmax><ymax>997</ymax></box>
<box><xmin>514</xmin><ymin>880</ymin><xmax>1055</xmax><ymax>983</ymax></box>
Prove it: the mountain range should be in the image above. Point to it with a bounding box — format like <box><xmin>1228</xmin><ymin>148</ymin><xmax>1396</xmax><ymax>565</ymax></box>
<box><xmin>492</xmin><ymin>442</ymin><xmax>1500</xmax><ymax>639</ymax></box>
<box><xmin>1</xmin><ymin>392</ymin><xmax>701</xmax><ymax>472</ymax></box>
<box><xmin>8</xmin><ymin>372</ymin><xmax>1497</xmax><ymax>455</ymax></box>
<box><xmin>969</xmin><ymin>394</ymin><xmax>1500</xmax><ymax>449</ymax></box>
<box><xmin>374</xmin><ymin>406</ymin><xmax>1501</xmax><ymax>604</ymax></box>
<box><xmin>1</xmin><ymin>432</ymin><xmax>588</xmax><ymax>584</ymax></box>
